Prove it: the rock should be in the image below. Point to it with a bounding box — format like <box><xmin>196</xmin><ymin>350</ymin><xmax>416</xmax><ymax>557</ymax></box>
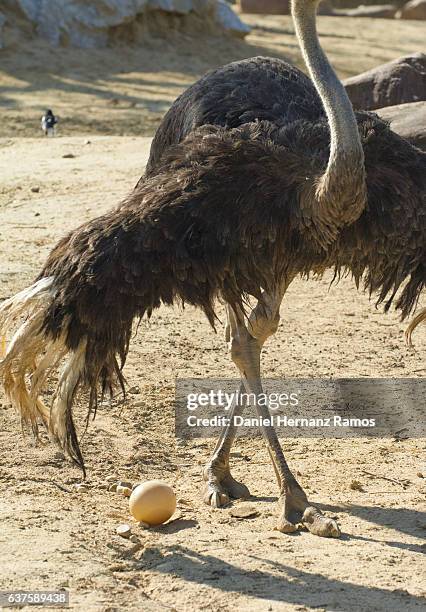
<box><xmin>116</xmin><ymin>524</ymin><xmax>132</xmax><ymax>539</ymax></box>
<box><xmin>74</xmin><ymin>484</ymin><xmax>89</xmax><ymax>493</ymax></box>
<box><xmin>344</xmin><ymin>53</ymin><xmax>426</xmax><ymax>111</ymax></box>
<box><xmin>397</xmin><ymin>0</ymin><xmax>426</xmax><ymax>19</ymax></box>
<box><xmin>240</xmin><ymin>0</ymin><xmax>290</xmax><ymax>14</ymax></box>
<box><xmin>117</xmin><ymin>485</ymin><xmax>132</xmax><ymax>497</ymax></box>
<box><xmin>14</xmin><ymin>0</ymin><xmax>248</xmax><ymax>48</ymax></box>
<box><xmin>216</xmin><ymin>0</ymin><xmax>250</xmax><ymax>37</ymax></box>
<box><xmin>30</xmin><ymin>186</ymin><xmax>40</xmax><ymax>193</ymax></box>
<box><xmin>62</xmin><ymin>153</ymin><xmax>76</xmax><ymax>159</ymax></box>
<box><xmin>376</xmin><ymin>101</ymin><xmax>426</xmax><ymax>151</ymax></box>
<box><xmin>335</xmin><ymin>4</ymin><xmax>397</xmax><ymax>18</ymax></box>
<box><xmin>417</xmin><ymin>471</ymin><xmax>424</xmax><ymax>478</ymax></box>
<box><xmin>108</xmin><ymin>484</ymin><xmax>118</xmax><ymax>492</ymax></box>
<box><xmin>0</xmin><ymin>12</ymin><xmax>6</xmax><ymax>50</ymax></box>
<box><xmin>229</xmin><ymin>504</ymin><xmax>259</xmax><ymax>519</ymax></box>
<box><xmin>317</xmin><ymin>1</ymin><xmax>335</xmax><ymax>16</ymax></box>
<box><xmin>105</xmin><ymin>475</ymin><xmax>117</xmax><ymax>482</ymax></box>
<box><xmin>148</xmin><ymin>0</ymin><xmax>189</xmax><ymax>13</ymax></box>
<box><xmin>117</xmin><ymin>480</ymin><xmax>133</xmax><ymax>489</ymax></box>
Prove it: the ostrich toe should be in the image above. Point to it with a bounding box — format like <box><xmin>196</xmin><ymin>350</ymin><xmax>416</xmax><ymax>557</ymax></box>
<box><xmin>276</xmin><ymin>487</ymin><xmax>341</xmax><ymax>538</ymax></box>
<box><xmin>203</xmin><ymin>463</ymin><xmax>250</xmax><ymax>508</ymax></box>
<box><xmin>302</xmin><ymin>506</ymin><xmax>341</xmax><ymax>538</ymax></box>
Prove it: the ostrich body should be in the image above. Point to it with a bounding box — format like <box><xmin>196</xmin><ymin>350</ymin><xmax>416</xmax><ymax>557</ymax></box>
<box><xmin>144</xmin><ymin>56</ymin><xmax>324</xmax><ymax>175</ymax></box>
<box><xmin>1</xmin><ymin>0</ymin><xmax>425</xmax><ymax>537</ymax></box>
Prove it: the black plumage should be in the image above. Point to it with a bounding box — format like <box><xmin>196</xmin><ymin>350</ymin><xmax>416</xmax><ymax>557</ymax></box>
<box><xmin>145</xmin><ymin>57</ymin><xmax>323</xmax><ymax>175</ymax></box>
<box><xmin>0</xmin><ymin>57</ymin><xmax>425</xmax><ymax>479</ymax></box>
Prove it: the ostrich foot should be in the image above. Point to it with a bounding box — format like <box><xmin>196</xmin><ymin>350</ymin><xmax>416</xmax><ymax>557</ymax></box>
<box><xmin>276</xmin><ymin>485</ymin><xmax>341</xmax><ymax>538</ymax></box>
<box><xmin>203</xmin><ymin>462</ymin><xmax>250</xmax><ymax>508</ymax></box>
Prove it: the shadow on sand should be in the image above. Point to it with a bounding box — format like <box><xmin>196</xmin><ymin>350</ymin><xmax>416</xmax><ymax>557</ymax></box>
<box><xmin>132</xmin><ymin>543</ymin><xmax>424</xmax><ymax>610</ymax></box>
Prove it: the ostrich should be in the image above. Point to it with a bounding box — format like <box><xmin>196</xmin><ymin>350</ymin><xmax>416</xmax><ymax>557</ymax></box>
<box><xmin>0</xmin><ymin>0</ymin><xmax>425</xmax><ymax>538</ymax></box>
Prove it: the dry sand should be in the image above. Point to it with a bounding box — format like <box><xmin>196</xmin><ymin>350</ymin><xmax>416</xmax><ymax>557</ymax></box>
<box><xmin>1</xmin><ymin>14</ymin><xmax>425</xmax><ymax>137</ymax></box>
<box><xmin>0</xmin><ymin>14</ymin><xmax>425</xmax><ymax>612</ymax></box>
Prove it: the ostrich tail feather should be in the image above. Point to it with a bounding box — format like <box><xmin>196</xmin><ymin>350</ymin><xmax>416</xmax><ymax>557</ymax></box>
<box><xmin>0</xmin><ymin>278</ymin><xmax>56</xmax><ymax>434</ymax></box>
<box><xmin>0</xmin><ymin>278</ymin><xmax>90</xmax><ymax>474</ymax></box>
<box><xmin>405</xmin><ymin>307</ymin><xmax>426</xmax><ymax>347</ymax></box>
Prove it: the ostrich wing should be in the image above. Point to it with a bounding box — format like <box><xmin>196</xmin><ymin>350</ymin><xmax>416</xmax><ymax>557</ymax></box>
<box><xmin>146</xmin><ymin>57</ymin><xmax>323</xmax><ymax>175</ymax></box>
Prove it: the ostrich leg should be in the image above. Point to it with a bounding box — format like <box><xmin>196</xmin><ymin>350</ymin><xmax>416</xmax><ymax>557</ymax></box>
<box><xmin>227</xmin><ymin>301</ymin><xmax>341</xmax><ymax>538</ymax></box>
<box><xmin>203</xmin><ymin>382</ymin><xmax>251</xmax><ymax>508</ymax></box>
<box><xmin>203</xmin><ymin>292</ymin><xmax>282</xmax><ymax>508</ymax></box>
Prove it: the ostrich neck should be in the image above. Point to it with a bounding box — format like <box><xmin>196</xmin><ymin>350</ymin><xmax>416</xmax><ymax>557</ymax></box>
<box><xmin>292</xmin><ymin>0</ymin><xmax>366</xmax><ymax>233</ymax></box>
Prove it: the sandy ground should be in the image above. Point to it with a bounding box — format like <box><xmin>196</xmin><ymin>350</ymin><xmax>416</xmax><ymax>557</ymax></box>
<box><xmin>0</xmin><ymin>13</ymin><xmax>426</xmax><ymax>612</ymax></box>
<box><xmin>1</xmin><ymin>15</ymin><xmax>425</xmax><ymax>137</ymax></box>
<box><xmin>0</xmin><ymin>135</ymin><xmax>425</xmax><ymax>612</ymax></box>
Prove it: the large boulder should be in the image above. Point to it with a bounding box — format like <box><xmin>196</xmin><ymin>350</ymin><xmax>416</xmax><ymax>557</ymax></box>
<box><xmin>216</xmin><ymin>0</ymin><xmax>250</xmax><ymax>36</ymax></box>
<box><xmin>397</xmin><ymin>0</ymin><xmax>426</xmax><ymax>19</ymax></box>
<box><xmin>0</xmin><ymin>12</ymin><xmax>5</xmax><ymax>49</ymax></box>
<box><xmin>344</xmin><ymin>53</ymin><xmax>426</xmax><ymax>111</ymax></box>
<box><xmin>335</xmin><ymin>4</ymin><xmax>397</xmax><ymax>18</ymax></box>
<box><xmin>14</xmin><ymin>0</ymin><xmax>249</xmax><ymax>48</ymax></box>
<box><xmin>376</xmin><ymin>101</ymin><xmax>426</xmax><ymax>151</ymax></box>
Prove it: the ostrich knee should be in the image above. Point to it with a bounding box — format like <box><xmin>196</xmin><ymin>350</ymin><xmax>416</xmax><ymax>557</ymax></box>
<box><xmin>247</xmin><ymin>288</ymin><xmax>286</xmax><ymax>346</ymax></box>
<box><xmin>248</xmin><ymin>311</ymin><xmax>280</xmax><ymax>345</ymax></box>
<box><xmin>229</xmin><ymin>331</ymin><xmax>261</xmax><ymax>381</ymax></box>
<box><xmin>229</xmin><ymin>305</ymin><xmax>279</xmax><ymax>379</ymax></box>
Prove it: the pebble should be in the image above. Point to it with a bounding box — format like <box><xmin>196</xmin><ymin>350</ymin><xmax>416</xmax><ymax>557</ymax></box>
<box><xmin>117</xmin><ymin>480</ymin><xmax>133</xmax><ymax>489</ymax></box>
<box><xmin>30</xmin><ymin>186</ymin><xmax>40</xmax><ymax>193</ymax></box>
<box><xmin>105</xmin><ymin>475</ymin><xmax>117</xmax><ymax>482</ymax></box>
<box><xmin>116</xmin><ymin>524</ymin><xmax>132</xmax><ymax>539</ymax></box>
<box><xmin>417</xmin><ymin>472</ymin><xmax>424</xmax><ymax>478</ymax></box>
<box><xmin>129</xmin><ymin>535</ymin><xmax>139</xmax><ymax>544</ymax></box>
<box><xmin>84</xmin><ymin>139</ymin><xmax>91</xmax><ymax>145</ymax></box>
<box><xmin>62</xmin><ymin>153</ymin><xmax>75</xmax><ymax>159</ymax></box>
<box><xmin>108</xmin><ymin>484</ymin><xmax>118</xmax><ymax>492</ymax></box>
<box><xmin>117</xmin><ymin>485</ymin><xmax>132</xmax><ymax>497</ymax></box>
<box><xmin>229</xmin><ymin>504</ymin><xmax>259</xmax><ymax>519</ymax></box>
<box><xmin>74</xmin><ymin>484</ymin><xmax>88</xmax><ymax>493</ymax></box>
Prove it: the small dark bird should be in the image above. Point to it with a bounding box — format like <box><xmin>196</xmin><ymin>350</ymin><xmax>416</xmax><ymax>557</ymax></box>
<box><xmin>41</xmin><ymin>109</ymin><xmax>58</xmax><ymax>137</ymax></box>
<box><xmin>0</xmin><ymin>0</ymin><xmax>425</xmax><ymax>538</ymax></box>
